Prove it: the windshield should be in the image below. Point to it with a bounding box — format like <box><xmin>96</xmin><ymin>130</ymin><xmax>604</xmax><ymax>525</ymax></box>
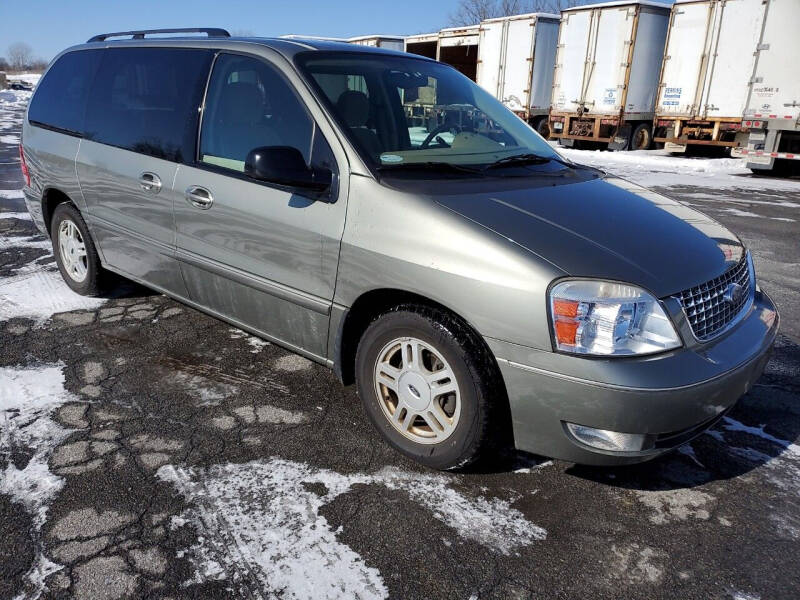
<box><xmin>296</xmin><ymin>51</ymin><xmax>562</xmax><ymax>173</ymax></box>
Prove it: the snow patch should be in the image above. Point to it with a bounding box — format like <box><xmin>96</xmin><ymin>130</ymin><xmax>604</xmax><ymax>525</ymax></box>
<box><xmin>556</xmin><ymin>145</ymin><xmax>800</xmax><ymax>193</ymax></box>
<box><xmin>633</xmin><ymin>487</ymin><xmax>715</xmax><ymax>525</ymax></box>
<box><xmin>0</xmin><ymin>210</ymin><xmax>31</xmax><ymax>220</ymax></box>
<box><xmin>0</xmin><ymin>362</ymin><xmax>78</xmax><ymax>597</ymax></box>
<box><xmin>158</xmin><ymin>458</ymin><xmax>546</xmax><ymax>597</ymax></box>
<box><xmin>715</xmin><ymin>416</ymin><xmax>800</xmax><ymax>493</ymax></box>
<box><xmin>0</xmin><ymin>266</ymin><xmax>105</xmax><ymax>325</ymax></box>
<box><xmin>0</xmin><ymin>189</ymin><xmax>24</xmax><ymax>199</ymax></box>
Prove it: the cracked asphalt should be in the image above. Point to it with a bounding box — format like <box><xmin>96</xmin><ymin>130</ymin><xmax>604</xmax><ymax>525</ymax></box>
<box><xmin>1</xmin><ymin>97</ymin><xmax>800</xmax><ymax>600</ymax></box>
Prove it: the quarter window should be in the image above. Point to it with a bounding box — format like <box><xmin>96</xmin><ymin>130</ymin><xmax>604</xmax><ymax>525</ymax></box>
<box><xmin>199</xmin><ymin>54</ymin><xmax>317</xmax><ymax>173</ymax></box>
<box><xmin>83</xmin><ymin>48</ymin><xmax>213</xmax><ymax>162</ymax></box>
<box><xmin>28</xmin><ymin>50</ymin><xmax>102</xmax><ymax>135</ymax></box>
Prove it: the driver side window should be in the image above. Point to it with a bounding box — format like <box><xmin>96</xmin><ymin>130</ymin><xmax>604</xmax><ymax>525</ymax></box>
<box><xmin>199</xmin><ymin>54</ymin><xmax>314</xmax><ymax>172</ymax></box>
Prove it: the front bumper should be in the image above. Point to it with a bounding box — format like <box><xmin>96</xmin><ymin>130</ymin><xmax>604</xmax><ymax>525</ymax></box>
<box><xmin>490</xmin><ymin>289</ymin><xmax>779</xmax><ymax>466</ymax></box>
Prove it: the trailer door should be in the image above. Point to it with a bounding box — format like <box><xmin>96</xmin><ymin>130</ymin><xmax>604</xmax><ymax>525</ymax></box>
<box><xmin>584</xmin><ymin>6</ymin><xmax>636</xmax><ymax>116</ymax></box>
<box><xmin>747</xmin><ymin>0</ymin><xmax>800</xmax><ymax>122</ymax></box>
<box><xmin>501</xmin><ymin>16</ymin><xmax>536</xmax><ymax>112</ymax></box>
<box><xmin>552</xmin><ymin>9</ymin><xmax>592</xmax><ymax>113</ymax></box>
<box><xmin>656</xmin><ymin>1</ymin><xmax>713</xmax><ymax>118</ymax></box>
<box><xmin>476</xmin><ymin>20</ymin><xmax>506</xmax><ymax>99</ymax></box>
<box><xmin>702</xmin><ymin>0</ymin><xmax>766</xmax><ymax>119</ymax></box>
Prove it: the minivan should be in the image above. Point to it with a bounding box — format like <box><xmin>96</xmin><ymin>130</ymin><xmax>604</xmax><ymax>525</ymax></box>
<box><xmin>21</xmin><ymin>29</ymin><xmax>778</xmax><ymax>470</ymax></box>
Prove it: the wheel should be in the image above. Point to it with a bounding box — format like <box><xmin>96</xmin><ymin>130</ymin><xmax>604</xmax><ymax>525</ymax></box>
<box><xmin>630</xmin><ymin>123</ymin><xmax>652</xmax><ymax>151</ymax></box>
<box><xmin>355</xmin><ymin>305</ymin><xmax>504</xmax><ymax>470</ymax></box>
<box><xmin>534</xmin><ymin>117</ymin><xmax>551</xmax><ymax>139</ymax></box>
<box><xmin>51</xmin><ymin>203</ymin><xmax>110</xmax><ymax>296</ymax></box>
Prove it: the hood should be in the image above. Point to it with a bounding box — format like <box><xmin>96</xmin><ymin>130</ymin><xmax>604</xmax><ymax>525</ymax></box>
<box><xmin>436</xmin><ymin>176</ymin><xmax>743</xmax><ymax>298</ymax></box>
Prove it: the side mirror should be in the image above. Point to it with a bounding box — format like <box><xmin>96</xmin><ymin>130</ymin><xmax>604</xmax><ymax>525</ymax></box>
<box><xmin>244</xmin><ymin>146</ymin><xmax>332</xmax><ymax>193</ymax></box>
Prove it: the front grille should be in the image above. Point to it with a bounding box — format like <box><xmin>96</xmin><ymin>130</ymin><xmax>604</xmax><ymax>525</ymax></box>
<box><xmin>675</xmin><ymin>255</ymin><xmax>752</xmax><ymax>341</ymax></box>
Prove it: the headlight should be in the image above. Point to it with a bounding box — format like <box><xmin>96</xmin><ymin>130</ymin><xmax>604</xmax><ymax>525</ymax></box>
<box><xmin>549</xmin><ymin>280</ymin><xmax>681</xmax><ymax>356</ymax></box>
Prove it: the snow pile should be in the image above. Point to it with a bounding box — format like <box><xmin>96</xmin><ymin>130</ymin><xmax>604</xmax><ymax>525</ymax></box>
<box><xmin>0</xmin><ymin>362</ymin><xmax>79</xmax><ymax>596</ymax></box>
<box><xmin>159</xmin><ymin>458</ymin><xmax>546</xmax><ymax>598</ymax></box>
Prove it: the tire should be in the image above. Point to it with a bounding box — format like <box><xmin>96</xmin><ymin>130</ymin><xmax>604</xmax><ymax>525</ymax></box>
<box><xmin>51</xmin><ymin>203</ymin><xmax>110</xmax><ymax>296</ymax></box>
<box><xmin>630</xmin><ymin>123</ymin><xmax>652</xmax><ymax>151</ymax></box>
<box><xmin>355</xmin><ymin>305</ymin><xmax>505</xmax><ymax>470</ymax></box>
<box><xmin>534</xmin><ymin>117</ymin><xmax>551</xmax><ymax>139</ymax></box>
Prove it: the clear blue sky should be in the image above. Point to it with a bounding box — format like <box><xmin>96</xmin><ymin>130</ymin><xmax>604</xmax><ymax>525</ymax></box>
<box><xmin>0</xmin><ymin>0</ymin><xmax>673</xmax><ymax>62</ymax></box>
<box><xmin>0</xmin><ymin>0</ymin><xmax>456</xmax><ymax>61</ymax></box>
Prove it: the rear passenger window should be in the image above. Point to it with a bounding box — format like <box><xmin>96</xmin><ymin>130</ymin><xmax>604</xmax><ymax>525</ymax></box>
<box><xmin>84</xmin><ymin>48</ymin><xmax>213</xmax><ymax>162</ymax></box>
<box><xmin>199</xmin><ymin>54</ymin><xmax>314</xmax><ymax>172</ymax></box>
<box><xmin>28</xmin><ymin>50</ymin><xmax>102</xmax><ymax>135</ymax></box>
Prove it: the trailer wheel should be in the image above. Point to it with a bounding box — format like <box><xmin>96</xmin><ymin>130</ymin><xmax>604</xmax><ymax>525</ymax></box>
<box><xmin>534</xmin><ymin>117</ymin><xmax>551</xmax><ymax>139</ymax></box>
<box><xmin>630</xmin><ymin>123</ymin><xmax>652</xmax><ymax>151</ymax></box>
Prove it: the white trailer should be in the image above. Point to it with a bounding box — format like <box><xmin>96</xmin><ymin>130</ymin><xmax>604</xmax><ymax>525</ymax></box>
<box><xmin>405</xmin><ymin>32</ymin><xmax>440</xmax><ymax>60</ymax></box>
<box><xmin>732</xmin><ymin>0</ymin><xmax>800</xmax><ymax>172</ymax></box>
<box><xmin>438</xmin><ymin>25</ymin><xmax>481</xmax><ymax>81</ymax></box>
<box><xmin>348</xmin><ymin>35</ymin><xmax>405</xmax><ymax>52</ymax></box>
<box><xmin>475</xmin><ymin>13</ymin><xmax>560</xmax><ymax>133</ymax></box>
<box><xmin>549</xmin><ymin>0</ymin><xmax>670</xmax><ymax>150</ymax></box>
<box><xmin>654</xmin><ymin>0</ymin><xmax>768</xmax><ymax>153</ymax></box>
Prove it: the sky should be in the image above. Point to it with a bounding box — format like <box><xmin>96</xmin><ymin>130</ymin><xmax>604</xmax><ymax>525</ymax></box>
<box><xmin>0</xmin><ymin>0</ymin><xmax>455</xmax><ymax>61</ymax></box>
<box><xmin>0</xmin><ymin>0</ymin><xmax>673</xmax><ymax>62</ymax></box>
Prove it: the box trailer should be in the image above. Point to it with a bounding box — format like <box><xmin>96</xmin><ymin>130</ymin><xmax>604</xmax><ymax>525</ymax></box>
<box><xmin>405</xmin><ymin>32</ymin><xmax>440</xmax><ymax>60</ymax></box>
<box><xmin>438</xmin><ymin>25</ymin><xmax>481</xmax><ymax>81</ymax></box>
<box><xmin>732</xmin><ymin>0</ymin><xmax>800</xmax><ymax>172</ymax></box>
<box><xmin>476</xmin><ymin>13</ymin><xmax>560</xmax><ymax>133</ymax></box>
<box><xmin>549</xmin><ymin>0</ymin><xmax>670</xmax><ymax>150</ymax></box>
<box><xmin>348</xmin><ymin>35</ymin><xmax>405</xmax><ymax>52</ymax></box>
<box><xmin>654</xmin><ymin>0</ymin><xmax>768</xmax><ymax>153</ymax></box>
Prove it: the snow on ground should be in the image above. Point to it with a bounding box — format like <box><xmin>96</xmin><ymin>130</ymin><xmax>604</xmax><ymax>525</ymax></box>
<box><xmin>159</xmin><ymin>459</ymin><xmax>546</xmax><ymax>597</ymax></box>
<box><xmin>0</xmin><ymin>259</ymin><xmax>106</xmax><ymax>325</ymax></box>
<box><xmin>555</xmin><ymin>145</ymin><xmax>800</xmax><ymax>193</ymax></box>
<box><xmin>0</xmin><ymin>362</ymin><xmax>80</xmax><ymax>597</ymax></box>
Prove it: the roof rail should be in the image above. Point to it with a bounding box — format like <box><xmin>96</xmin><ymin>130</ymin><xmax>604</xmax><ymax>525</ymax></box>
<box><xmin>87</xmin><ymin>28</ymin><xmax>231</xmax><ymax>43</ymax></box>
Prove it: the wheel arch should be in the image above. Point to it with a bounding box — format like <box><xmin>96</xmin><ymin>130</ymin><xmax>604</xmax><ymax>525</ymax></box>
<box><xmin>41</xmin><ymin>186</ymin><xmax>77</xmax><ymax>235</ymax></box>
<box><xmin>334</xmin><ymin>287</ymin><xmax>499</xmax><ymax>388</ymax></box>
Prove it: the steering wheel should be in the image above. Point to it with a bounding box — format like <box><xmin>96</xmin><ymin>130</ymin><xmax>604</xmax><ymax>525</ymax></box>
<box><xmin>421</xmin><ymin>124</ymin><xmax>459</xmax><ymax>149</ymax></box>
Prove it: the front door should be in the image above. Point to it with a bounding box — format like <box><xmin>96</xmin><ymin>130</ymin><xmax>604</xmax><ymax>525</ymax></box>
<box><xmin>77</xmin><ymin>47</ymin><xmax>213</xmax><ymax>296</ymax></box>
<box><xmin>172</xmin><ymin>52</ymin><xmax>348</xmax><ymax>359</ymax></box>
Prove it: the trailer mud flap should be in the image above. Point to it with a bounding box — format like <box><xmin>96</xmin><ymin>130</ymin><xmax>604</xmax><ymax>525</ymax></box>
<box><xmin>664</xmin><ymin>142</ymin><xmax>687</xmax><ymax>153</ymax></box>
<box><xmin>608</xmin><ymin>124</ymin><xmax>632</xmax><ymax>151</ymax></box>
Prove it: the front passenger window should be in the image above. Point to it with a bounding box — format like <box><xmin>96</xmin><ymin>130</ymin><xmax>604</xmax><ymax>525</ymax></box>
<box><xmin>199</xmin><ymin>54</ymin><xmax>314</xmax><ymax>172</ymax></box>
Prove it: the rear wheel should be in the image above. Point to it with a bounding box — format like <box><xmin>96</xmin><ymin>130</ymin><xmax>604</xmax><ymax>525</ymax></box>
<box><xmin>630</xmin><ymin>123</ymin><xmax>652</xmax><ymax>151</ymax></box>
<box><xmin>355</xmin><ymin>306</ymin><xmax>503</xmax><ymax>470</ymax></box>
<box><xmin>534</xmin><ymin>117</ymin><xmax>551</xmax><ymax>139</ymax></box>
<box><xmin>51</xmin><ymin>203</ymin><xmax>111</xmax><ymax>296</ymax></box>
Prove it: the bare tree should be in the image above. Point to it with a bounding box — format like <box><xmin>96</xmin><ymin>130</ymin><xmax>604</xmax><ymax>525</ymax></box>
<box><xmin>7</xmin><ymin>42</ymin><xmax>33</xmax><ymax>72</ymax></box>
<box><xmin>448</xmin><ymin>0</ymin><xmax>587</xmax><ymax>26</ymax></box>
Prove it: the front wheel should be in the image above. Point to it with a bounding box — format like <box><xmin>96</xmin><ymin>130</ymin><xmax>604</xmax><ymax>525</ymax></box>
<box><xmin>355</xmin><ymin>306</ymin><xmax>503</xmax><ymax>470</ymax></box>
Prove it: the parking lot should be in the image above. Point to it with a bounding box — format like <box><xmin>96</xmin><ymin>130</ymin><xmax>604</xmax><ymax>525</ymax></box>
<box><xmin>1</xmin><ymin>88</ymin><xmax>799</xmax><ymax>600</ymax></box>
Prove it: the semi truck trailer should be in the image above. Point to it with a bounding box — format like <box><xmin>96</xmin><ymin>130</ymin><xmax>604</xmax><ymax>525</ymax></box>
<box><xmin>653</xmin><ymin>0</ymin><xmax>767</xmax><ymax>153</ymax></box>
<box><xmin>476</xmin><ymin>13</ymin><xmax>560</xmax><ymax>134</ymax></box>
<box><xmin>731</xmin><ymin>0</ymin><xmax>800</xmax><ymax>173</ymax></box>
<box><xmin>549</xmin><ymin>0</ymin><xmax>670</xmax><ymax>150</ymax></box>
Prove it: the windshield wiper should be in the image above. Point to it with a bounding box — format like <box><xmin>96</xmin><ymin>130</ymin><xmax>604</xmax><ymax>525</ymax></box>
<box><xmin>482</xmin><ymin>153</ymin><xmax>575</xmax><ymax>171</ymax></box>
<box><xmin>375</xmin><ymin>161</ymin><xmax>484</xmax><ymax>175</ymax></box>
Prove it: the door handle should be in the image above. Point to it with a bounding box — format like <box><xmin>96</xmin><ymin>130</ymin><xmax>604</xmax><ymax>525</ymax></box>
<box><xmin>185</xmin><ymin>186</ymin><xmax>213</xmax><ymax>210</ymax></box>
<box><xmin>139</xmin><ymin>172</ymin><xmax>162</xmax><ymax>194</ymax></box>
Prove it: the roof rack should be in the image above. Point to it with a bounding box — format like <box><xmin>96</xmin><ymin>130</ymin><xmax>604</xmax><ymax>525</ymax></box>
<box><xmin>87</xmin><ymin>28</ymin><xmax>230</xmax><ymax>43</ymax></box>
